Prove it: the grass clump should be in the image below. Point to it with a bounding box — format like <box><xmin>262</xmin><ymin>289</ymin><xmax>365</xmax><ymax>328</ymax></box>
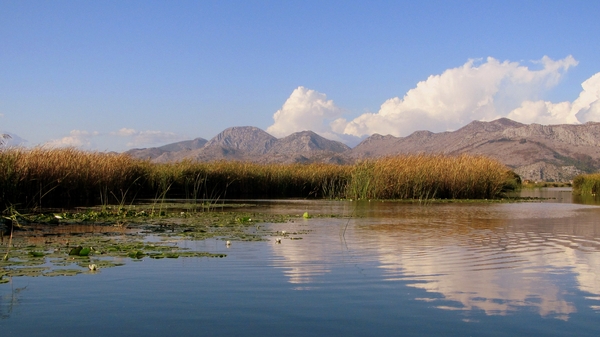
<box><xmin>573</xmin><ymin>173</ymin><xmax>600</xmax><ymax>195</ymax></box>
<box><xmin>521</xmin><ymin>181</ymin><xmax>572</xmax><ymax>188</ymax></box>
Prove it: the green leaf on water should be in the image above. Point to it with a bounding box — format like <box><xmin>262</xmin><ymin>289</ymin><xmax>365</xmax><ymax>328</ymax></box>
<box><xmin>236</xmin><ymin>216</ymin><xmax>252</xmax><ymax>223</ymax></box>
<box><xmin>69</xmin><ymin>246</ymin><xmax>83</xmax><ymax>255</ymax></box>
<box><xmin>7</xmin><ymin>267</ymin><xmax>49</xmax><ymax>277</ymax></box>
<box><xmin>29</xmin><ymin>251</ymin><xmax>45</xmax><ymax>257</ymax></box>
<box><xmin>128</xmin><ymin>251</ymin><xmax>145</xmax><ymax>259</ymax></box>
<box><xmin>44</xmin><ymin>269</ymin><xmax>82</xmax><ymax>277</ymax></box>
<box><xmin>78</xmin><ymin>247</ymin><xmax>91</xmax><ymax>256</ymax></box>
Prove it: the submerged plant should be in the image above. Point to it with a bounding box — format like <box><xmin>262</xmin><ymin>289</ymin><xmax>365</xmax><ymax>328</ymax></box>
<box><xmin>2</xmin><ymin>206</ymin><xmax>23</xmax><ymax>261</ymax></box>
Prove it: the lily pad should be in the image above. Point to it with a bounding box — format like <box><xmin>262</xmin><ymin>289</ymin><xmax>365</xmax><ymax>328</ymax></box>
<box><xmin>69</xmin><ymin>246</ymin><xmax>83</xmax><ymax>255</ymax></box>
<box><xmin>43</xmin><ymin>269</ymin><xmax>82</xmax><ymax>277</ymax></box>
<box><xmin>7</xmin><ymin>267</ymin><xmax>49</xmax><ymax>277</ymax></box>
<box><xmin>18</xmin><ymin>259</ymin><xmax>47</xmax><ymax>267</ymax></box>
<box><xmin>128</xmin><ymin>251</ymin><xmax>145</xmax><ymax>259</ymax></box>
<box><xmin>0</xmin><ymin>206</ymin><xmax>303</xmax><ymax>281</ymax></box>
<box><xmin>78</xmin><ymin>247</ymin><xmax>91</xmax><ymax>256</ymax></box>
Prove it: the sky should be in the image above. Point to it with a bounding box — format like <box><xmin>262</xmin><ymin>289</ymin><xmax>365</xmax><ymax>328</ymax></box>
<box><xmin>1</xmin><ymin>0</ymin><xmax>600</xmax><ymax>151</ymax></box>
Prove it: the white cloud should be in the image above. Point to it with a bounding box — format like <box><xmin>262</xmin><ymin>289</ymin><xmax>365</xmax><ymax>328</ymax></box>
<box><xmin>127</xmin><ymin>130</ymin><xmax>183</xmax><ymax>147</ymax></box>
<box><xmin>341</xmin><ymin>56</ymin><xmax>578</xmax><ymax>137</ymax></box>
<box><xmin>267</xmin><ymin>86</ymin><xmax>345</xmax><ymax>140</ymax></box>
<box><xmin>507</xmin><ymin>100</ymin><xmax>573</xmax><ymax>125</ymax></box>
<box><xmin>43</xmin><ymin>128</ymin><xmax>184</xmax><ymax>150</ymax></box>
<box><xmin>270</xmin><ymin>56</ymin><xmax>595</xmax><ymax>143</ymax></box>
<box><xmin>113</xmin><ymin>128</ymin><xmax>137</xmax><ymax>137</ymax></box>
<box><xmin>573</xmin><ymin>72</ymin><xmax>600</xmax><ymax>123</ymax></box>
<box><xmin>507</xmin><ymin>72</ymin><xmax>600</xmax><ymax>125</ymax></box>
<box><xmin>44</xmin><ymin>130</ymin><xmax>99</xmax><ymax>148</ymax></box>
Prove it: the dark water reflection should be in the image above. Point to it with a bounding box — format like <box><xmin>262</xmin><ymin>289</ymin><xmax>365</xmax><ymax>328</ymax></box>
<box><xmin>2</xmin><ymin>189</ymin><xmax>600</xmax><ymax>336</ymax></box>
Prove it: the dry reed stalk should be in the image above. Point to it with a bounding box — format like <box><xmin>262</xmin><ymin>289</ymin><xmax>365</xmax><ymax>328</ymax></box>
<box><xmin>0</xmin><ymin>148</ymin><xmax>516</xmax><ymax>208</ymax></box>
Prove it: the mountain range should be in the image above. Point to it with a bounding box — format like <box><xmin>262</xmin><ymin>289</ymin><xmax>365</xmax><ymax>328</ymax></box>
<box><xmin>125</xmin><ymin>118</ymin><xmax>600</xmax><ymax>182</ymax></box>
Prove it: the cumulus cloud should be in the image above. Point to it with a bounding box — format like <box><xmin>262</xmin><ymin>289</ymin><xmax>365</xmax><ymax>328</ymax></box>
<box><xmin>113</xmin><ymin>128</ymin><xmax>137</xmax><ymax>137</ymax></box>
<box><xmin>44</xmin><ymin>130</ymin><xmax>99</xmax><ymax>148</ymax></box>
<box><xmin>573</xmin><ymin>72</ymin><xmax>600</xmax><ymax>123</ymax></box>
<box><xmin>110</xmin><ymin>128</ymin><xmax>183</xmax><ymax>148</ymax></box>
<box><xmin>44</xmin><ymin>128</ymin><xmax>184</xmax><ymax>150</ymax></box>
<box><xmin>270</xmin><ymin>56</ymin><xmax>600</xmax><ymax>144</ymax></box>
<box><xmin>341</xmin><ymin>55</ymin><xmax>578</xmax><ymax>137</ymax></box>
<box><xmin>507</xmin><ymin>100</ymin><xmax>573</xmax><ymax>125</ymax></box>
<box><xmin>266</xmin><ymin>86</ymin><xmax>346</xmax><ymax>141</ymax></box>
<box><xmin>508</xmin><ymin>72</ymin><xmax>600</xmax><ymax>124</ymax></box>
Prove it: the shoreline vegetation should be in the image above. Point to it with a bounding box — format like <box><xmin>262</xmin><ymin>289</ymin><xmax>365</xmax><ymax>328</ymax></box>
<box><xmin>573</xmin><ymin>173</ymin><xmax>600</xmax><ymax>195</ymax></box>
<box><xmin>0</xmin><ymin>148</ymin><xmax>521</xmax><ymax>211</ymax></box>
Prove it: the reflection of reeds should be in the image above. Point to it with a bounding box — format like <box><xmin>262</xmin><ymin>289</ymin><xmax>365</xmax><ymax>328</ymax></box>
<box><xmin>573</xmin><ymin>173</ymin><xmax>600</xmax><ymax>195</ymax></box>
<box><xmin>0</xmin><ymin>148</ymin><xmax>518</xmax><ymax>209</ymax></box>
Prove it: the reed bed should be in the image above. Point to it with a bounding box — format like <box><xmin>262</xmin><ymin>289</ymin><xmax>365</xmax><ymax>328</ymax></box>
<box><xmin>347</xmin><ymin>154</ymin><xmax>517</xmax><ymax>200</ymax></box>
<box><xmin>572</xmin><ymin>173</ymin><xmax>600</xmax><ymax>195</ymax></box>
<box><xmin>0</xmin><ymin>148</ymin><xmax>518</xmax><ymax>210</ymax></box>
<box><xmin>0</xmin><ymin>147</ymin><xmax>148</xmax><ymax>208</ymax></box>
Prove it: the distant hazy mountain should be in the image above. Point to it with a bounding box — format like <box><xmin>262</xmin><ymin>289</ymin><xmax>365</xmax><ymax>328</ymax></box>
<box><xmin>124</xmin><ymin>118</ymin><xmax>600</xmax><ymax>182</ymax></box>
<box><xmin>125</xmin><ymin>137</ymin><xmax>207</xmax><ymax>160</ymax></box>
<box><xmin>0</xmin><ymin>132</ymin><xmax>28</xmax><ymax>147</ymax></box>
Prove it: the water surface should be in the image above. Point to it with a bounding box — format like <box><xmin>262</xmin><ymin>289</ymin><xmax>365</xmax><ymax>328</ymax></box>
<box><xmin>2</xmin><ymin>189</ymin><xmax>600</xmax><ymax>336</ymax></box>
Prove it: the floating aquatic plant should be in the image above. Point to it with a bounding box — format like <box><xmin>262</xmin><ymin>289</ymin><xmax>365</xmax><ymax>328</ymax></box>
<box><xmin>0</xmin><ymin>202</ymin><xmax>313</xmax><ymax>282</ymax></box>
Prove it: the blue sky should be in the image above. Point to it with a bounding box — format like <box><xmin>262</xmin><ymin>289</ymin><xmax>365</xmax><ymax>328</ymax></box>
<box><xmin>1</xmin><ymin>0</ymin><xmax>600</xmax><ymax>151</ymax></box>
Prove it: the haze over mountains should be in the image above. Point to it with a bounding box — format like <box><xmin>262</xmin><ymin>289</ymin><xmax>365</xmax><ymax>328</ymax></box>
<box><xmin>126</xmin><ymin>118</ymin><xmax>600</xmax><ymax>182</ymax></box>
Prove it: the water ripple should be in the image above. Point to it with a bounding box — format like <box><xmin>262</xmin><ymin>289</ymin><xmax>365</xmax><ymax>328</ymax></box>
<box><xmin>256</xmin><ymin>200</ymin><xmax>600</xmax><ymax>320</ymax></box>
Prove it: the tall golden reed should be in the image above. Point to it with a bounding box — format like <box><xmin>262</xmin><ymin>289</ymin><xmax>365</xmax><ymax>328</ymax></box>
<box><xmin>347</xmin><ymin>154</ymin><xmax>514</xmax><ymax>200</ymax></box>
<box><xmin>0</xmin><ymin>147</ymin><xmax>517</xmax><ymax>209</ymax></box>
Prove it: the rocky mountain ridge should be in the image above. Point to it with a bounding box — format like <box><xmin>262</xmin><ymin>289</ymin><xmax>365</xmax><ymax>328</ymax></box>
<box><xmin>126</xmin><ymin>118</ymin><xmax>600</xmax><ymax>182</ymax></box>
<box><xmin>127</xmin><ymin>127</ymin><xmax>350</xmax><ymax>164</ymax></box>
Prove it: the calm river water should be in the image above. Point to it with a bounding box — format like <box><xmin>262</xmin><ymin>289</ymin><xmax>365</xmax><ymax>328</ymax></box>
<box><xmin>2</xmin><ymin>188</ymin><xmax>600</xmax><ymax>336</ymax></box>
